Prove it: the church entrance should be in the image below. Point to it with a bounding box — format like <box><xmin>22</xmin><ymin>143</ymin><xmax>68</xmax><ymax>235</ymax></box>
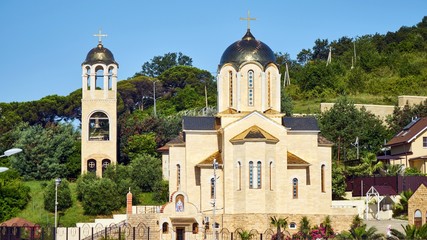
<box><xmin>176</xmin><ymin>227</ymin><xmax>185</xmax><ymax>240</ymax></box>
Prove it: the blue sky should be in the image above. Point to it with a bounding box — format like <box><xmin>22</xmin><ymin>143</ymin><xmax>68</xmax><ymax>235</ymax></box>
<box><xmin>0</xmin><ymin>0</ymin><xmax>426</xmax><ymax>103</ymax></box>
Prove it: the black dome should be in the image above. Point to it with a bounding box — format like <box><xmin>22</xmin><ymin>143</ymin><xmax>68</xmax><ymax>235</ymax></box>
<box><xmin>219</xmin><ymin>30</ymin><xmax>276</xmax><ymax>69</ymax></box>
<box><xmin>82</xmin><ymin>43</ymin><xmax>118</xmax><ymax>66</ymax></box>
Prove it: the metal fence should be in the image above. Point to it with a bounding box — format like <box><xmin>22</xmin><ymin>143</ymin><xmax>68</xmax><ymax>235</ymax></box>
<box><xmin>0</xmin><ymin>224</ymin><xmax>278</xmax><ymax>240</ymax></box>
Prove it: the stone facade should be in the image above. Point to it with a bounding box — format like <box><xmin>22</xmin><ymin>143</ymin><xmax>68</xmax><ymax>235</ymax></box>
<box><xmin>408</xmin><ymin>184</ymin><xmax>427</xmax><ymax>226</ymax></box>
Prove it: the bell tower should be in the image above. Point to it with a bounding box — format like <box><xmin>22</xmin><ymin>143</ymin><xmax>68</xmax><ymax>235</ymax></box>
<box><xmin>81</xmin><ymin>30</ymin><xmax>118</xmax><ymax>177</ymax></box>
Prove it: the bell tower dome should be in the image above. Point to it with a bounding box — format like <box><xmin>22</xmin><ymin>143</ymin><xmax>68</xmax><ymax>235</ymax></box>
<box><xmin>81</xmin><ymin>30</ymin><xmax>118</xmax><ymax>177</ymax></box>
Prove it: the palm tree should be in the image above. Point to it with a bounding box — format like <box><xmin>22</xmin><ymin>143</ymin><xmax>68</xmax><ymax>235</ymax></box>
<box><xmin>298</xmin><ymin>216</ymin><xmax>311</xmax><ymax>239</ymax></box>
<box><xmin>390</xmin><ymin>223</ymin><xmax>427</xmax><ymax>239</ymax></box>
<box><xmin>237</xmin><ymin>230</ymin><xmax>254</xmax><ymax>240</ymax></box>
<box><xmin>336</xmin><ymin>215</ymin><xmax>385</xmax><ymax>240</ymax></box>
<box><xmin>393</xmin><ymin>189</ymin><xmax>413</xmax><ymax>217</ymax></box>
<box><xmin>270</xmin><ymin>216</ymin><xmax>288</xmax><ymax>240</ymax></box>
<box><xmin>380</xmin><ymin>163</ymin><xmax>404</xmax><ymax>176</ymax></box>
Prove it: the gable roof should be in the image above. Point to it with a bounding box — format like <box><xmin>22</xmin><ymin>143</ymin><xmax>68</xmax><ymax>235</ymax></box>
<box><xmin>1</xmin><ymin>217</ymin><xmax>37</xmax><ymax>227</ymax></box>
<box><xmin>282</xmin><ymin>117</ymin><xmax>319</xmax><ymax>131</ymax></box>
<box><xmin>386</xmin><ymin>117</ymin><xmax>427</xmax><ymax>147</ymax></box>
<box><xmin>196</xmin><ymin>151</ymin><xmax>223</xmax><ymax>166</ymax></box>
<box><xmin>183</xmin><ymin>116</ymin><xmax>219</xmax><ymax>131</ymax></box>
<box><xmin>287</xmin><ymin>151</ymin><xmax>310</xmax><ymax>166</ymax></box>
<box><xmin>230</xmin><ymin>125</ymin><xmax>279</xmax><ymax>143</ymax></box>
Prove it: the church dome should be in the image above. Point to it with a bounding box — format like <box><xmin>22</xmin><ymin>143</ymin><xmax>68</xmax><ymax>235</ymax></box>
<box><xmin>219</xmin><ymin>29</ymin><xmax>276</xmax><ymax>69</ymax></box>
<box><xmin>82</xmin><ymin>43</ymin><xmax>118</xmax><ymax>66</ymax></box>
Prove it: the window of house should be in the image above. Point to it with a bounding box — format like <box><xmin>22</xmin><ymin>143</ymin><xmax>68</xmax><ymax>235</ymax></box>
<box><xmin>249</xmin><ymin>161</ymin><xmax>254</xmax><ymax>188</ymax></box>
<box><xmin>257</xmin><ymin>161</ymin><xmax>262</xmax><ymax>189</ymax></box>
<box><xmin>321</xmin><ymin>164</ymin><xmax>326</xmax><ymax>193</ymax></box>
<box><xmin>248</xmin><ymin>70</ymin><xmax>254</xmax><ymax>106</ymax></box>
<box><xmin>293</xmin><ymin>178</ymin><xmax>298</xmax><ymax>199</ymax></box>
<box><xmin>289</xmin><ymin>222</ymin><xmax>297</xmax><ymax>229</ymax></box>
<box><xmin>423</xmin><ymin>137</ymin><xmax>427</xmax><ymax>148</ymax></box>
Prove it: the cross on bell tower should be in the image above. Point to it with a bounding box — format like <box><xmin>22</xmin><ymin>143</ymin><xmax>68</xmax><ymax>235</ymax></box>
<box><xmin>94</xmin><ymin>29</ymin><xmax>108</xmax><ymax>44</ymax></box>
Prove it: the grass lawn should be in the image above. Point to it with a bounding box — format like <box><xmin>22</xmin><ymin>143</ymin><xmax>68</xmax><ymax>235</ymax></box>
<box><xmin>18</xmin><ymin>181</ymin><xmax>95</xmax><ymax>227</ymax></box>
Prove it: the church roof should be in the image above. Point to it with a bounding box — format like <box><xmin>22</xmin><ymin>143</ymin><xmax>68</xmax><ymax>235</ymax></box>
<box><xmin>230</xmin><ymin>125</ymin><xmax>279</xmax><ymax>143</ymax></box>
<box><xmin>219</xmin><ymin>29</ymin><xmax>276</xmax><ymax>70</ymax></box>
<box><xmin>183</xmin><ymin>116</ymin><xmax>219</xmax><ymax>131</ymax></box>
<box><xmin>1</xmin><ymin>217</ymin><xmax>37</xmax><ymax>227</ymax></box>
<box><xmin>82</xmin><ymin>43</ymin><xmax>118</xmax><ymax>66</ymax></box>
<box><xmin>287</xmin><ymin>152</ymin><xmax>311</xmax><ymax>166</ymax></box>
<box><xmin>196</xmin><ymin>151</ymin><xmax>223</xmax><ymax>166</ymax></box>
<box><xmin>282</xmin><ymin>117</ymin><xmax>319</xmax><ymax>131</ymax></box>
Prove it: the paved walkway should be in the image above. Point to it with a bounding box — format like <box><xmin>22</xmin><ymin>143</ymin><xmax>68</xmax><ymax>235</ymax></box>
<box><xmin>365</xmin><ymin>219</ymin><xmax>408</xmax><ymax>235</ymax></box>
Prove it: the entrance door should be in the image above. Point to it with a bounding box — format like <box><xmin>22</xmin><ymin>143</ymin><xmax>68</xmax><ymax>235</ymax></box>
<box><xmin>176</xmin><ymin>227</ymin><xmax>185</xmax><ymax>240</ymax></box>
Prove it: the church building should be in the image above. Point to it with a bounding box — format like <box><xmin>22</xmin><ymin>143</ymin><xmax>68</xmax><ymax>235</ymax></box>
<box><xmin>151</xmin><ymin>26</ymin><xmax>357</xmax><ymax>237</ymax></box>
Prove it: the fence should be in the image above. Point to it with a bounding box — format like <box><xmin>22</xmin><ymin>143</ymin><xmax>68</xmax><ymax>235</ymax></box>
<box><xmin>0</xmin><ymin>224</ymin><xmax>279</xmax><ymax>240</ymax></box>
<box><xmin>346</xmin><ymin>175</ymin><xmax>427</xmax><ymax>197</ymax></box>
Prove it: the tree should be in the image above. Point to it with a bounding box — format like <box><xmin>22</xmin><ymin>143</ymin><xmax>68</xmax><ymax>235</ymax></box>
<box><xmin>270</xmin><ymin>216</ymin><xmax>288</xmax><ymax>240</ymax></box>
<box><xmin>332</xmin><ymin>163</ymin><xmax>347</xmax><ymax>199</ymax></box>
<box><xmin>139</xmin><ymin>52</ymin><xmax>192</xmax><ymax>77</ymax></box>
<box><xmin>298</xmin><ymin>216</ymin><xmax>311</xmax><ymax>239</ymax></box>
<box><xmin>0</xmin><ymin>169</ymin><xmax>30</xmax><ymax>222</ymax></box>
<box><xmin>152</xmin><ymin>180</ymin><xmax>169</xmax><ymax>203</ymax></box>
<box><xmin>129</xmin><ymin>154</ymin><xmax>162</xmax><ymax>192</ymax></box>
<box><xmin>9</xmin><ymin>122</ymin><xmax>79</xmax><ymax>180</ymax></box>
<box><xmin>393</xmin><ymin>189</ymin><xmax>413</xmax><ymax>217</ymax></box>
<box><xmin>318</xmin><ymin>97</ymin><xmax>388</xmax><ymax>163</ymax></box>
<box><xmin>125</xmin><ymin>133</ymin><xmax>157</xmax><ymax>158</ymax></box>
<box><xmin>390</xmin><ymin>223</ymin><xmax>427</xmax><ymax>240</ymax></box>
<box><xmin>77</xmin><ymin>175</ymin><xmax>122</xmax><ymax>215</ymax></box>
<box><xmin>336</xmin><ymin>215</ymin><xmax>384</xmax><ymax>239</ymax></box>
<box><xmin>43</xmin><ymin>179</ymin><xmax>72</xmax><ymax>212</ymax></box>
<box><xmin>237</xmin><ymin>229</ymin><xmax>254</xmax><ymax>240</ymax></box>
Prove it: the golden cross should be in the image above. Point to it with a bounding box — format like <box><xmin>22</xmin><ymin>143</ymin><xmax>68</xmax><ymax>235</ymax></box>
<box><xmin>240</xmin><ymin>10</ymin><xmax>256</xmax><ymax>30</ymax></box>
<box><xmin>94</xmin><ymin>29</ymin><xmax>108</xmax><ymax>44</ymax></box>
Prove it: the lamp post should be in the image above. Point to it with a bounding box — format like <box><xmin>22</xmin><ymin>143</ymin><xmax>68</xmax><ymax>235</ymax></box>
<box><xmin>212</xmin><ymin>159</ymin><xmax>218</xmax><ymax>240</ymax></box>
<box><xmin>0</xmin><ymin>148</ymin><xmax>22</xmax><ymax>173</ymax></box>
<box><xmin>54</xmin><ymin>178</ymin><xmax>61</xmax><ymax>231</ymax></box>
<box><xmin>0</xmin><ymin>148</ymin><xmax>22</xmax><ymax>158</ymax></box>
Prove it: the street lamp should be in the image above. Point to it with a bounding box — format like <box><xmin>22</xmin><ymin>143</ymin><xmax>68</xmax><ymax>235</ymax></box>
<box><xmin>0</xmin><ymin>148</ymin><xmax>22</xmax><ymax>158</ymax></box>
<box><xmin>0</xmin><ymin>148</ymin><xmax>22</xmax><ymax>173</ymax></box>
<box><xmin>54</xmin><ymin>178</ymin><xmax>61</xmax><ymax>231</ymax></box>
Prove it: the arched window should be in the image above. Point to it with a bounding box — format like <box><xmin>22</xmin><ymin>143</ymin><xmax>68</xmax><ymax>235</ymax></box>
<box><xmin>414</xmin><ymin>209</ymin><xmax>422</xmax><ymax>227</ymax></box>
<box><xmin>210</xmin><ymin>177</ymin><xmax>215</xmax><ymax>199</ymax></box>
<box><xmin>249</xmin><ymin>161</ymin><xmax>254</xmax><ymax>189</ymax></box>
<box><xmin>176</xmin><ymin>164</ymin><xmax>181</xmax><ymax>190</ymax></box>
<box><xmin>229</xmin><ymin>71</ymin><xmax>233</xmax><ymax>107</ymax></box>
<box><xmin>85</xmin><ymin>66</ymin><xmax>91</xmax><ymax>90</ymax></box>
<box><xmin>267</xmin><ymin>72</ymin><xmax>271</xmax><ymax>107</ymax></box>
<box><xmin>248</xmin><ymin>70</ymin><xmax>254</xmax><ymax>106</ymax></box>
<box><xmin>102</xmin><ymin>159</ymin><xmax>111</xmax><ymax>174</ymax></box>
<box><xmin>89</xmin><ymin>112</ymin><xmax>110</xmax><ymax>141</ymax></box>
<box><xmin>162</xmin><ymin>222</ymin><xmax>169</xmax><ymax>233</ymax></box>
<box><xmin>269</xmin><ymin>161</ymin><xmax>273</xmax><ymax>191</ymax></box>
<box><xmin>238</xmin><ymin>161</ymin><xmax>242</xmax><ymax>190</ymax></box>
<box><xmin>95</xmin><ymin>67</ymin><xmax>104</xmax><ymax>90</ymax></box>
<box><xmin>87</xmin><ymin>159</ymin><xmax>96</xmax><ymax>173</ymax></box>
<box><xmin>257</xmin><ymin>161</ymin><xmax>262</xmax><ymax>189</ymax></box>
<box><xmin>293</xmin><ymin>178</ymin><xmax>298</xmax><ymax>199</ymax></box>
<box><xmin>108</xmin><ymin>67</ymin><xmax>114</xmax><ymax>90</ymax></box>
<box><xmin>192</xmin><ymin>223</ymin><xmax>199</xmax><ymax>234</ymax></box>
<box><xmin>321</xmin><ymin>164</ymin><xmax>326</xmax><ymax>193</ymax></box>
<box><xmin>289</xmin><ymin>222</ymin><xmax>297</xmax><ymax>229</ymax></box>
